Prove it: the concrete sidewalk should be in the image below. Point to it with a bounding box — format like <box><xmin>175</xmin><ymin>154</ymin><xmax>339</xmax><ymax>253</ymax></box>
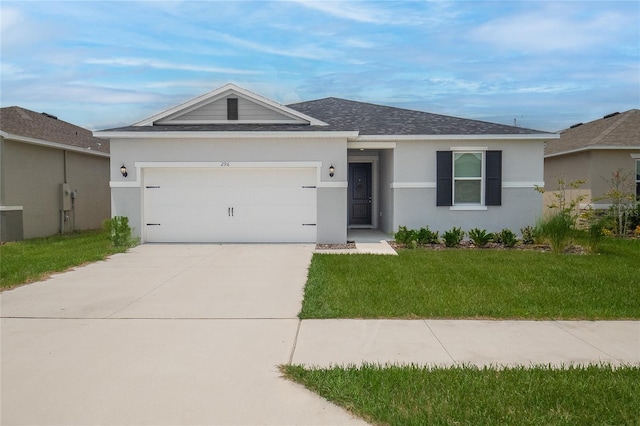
<box><xmin>291</xmin><ymin>319</ymin><xmax>640</xmax><ymax>368</ymax></box>
<box><xmin>1</xmin><ymin>244</ymin><xmax>638</xmax><ymax>425</ymax></box>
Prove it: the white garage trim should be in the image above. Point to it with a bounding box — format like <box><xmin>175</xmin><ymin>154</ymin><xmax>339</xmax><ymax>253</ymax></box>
<box><xmin>111</xmin><ymin>161</ymin><xmax>323</xmax><ymax>188</ymax></box>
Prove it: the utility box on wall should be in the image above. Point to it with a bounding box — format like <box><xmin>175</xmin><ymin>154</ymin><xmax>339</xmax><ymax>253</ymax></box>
<box><xmin>0</xmin><ymin>207</ymin><xmax>24</xmax><ymax>242</ymax></box>
<box><xmin>60</xmin><ymin>183</ymin><xmax>71</xmax><ymax>211</ymax></box>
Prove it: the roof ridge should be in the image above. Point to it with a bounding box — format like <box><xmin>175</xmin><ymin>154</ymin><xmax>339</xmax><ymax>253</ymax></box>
<box><xmin>591</xmin><ymin>111</ymin><xmax>631</xmax><ymax>145</ymax></box>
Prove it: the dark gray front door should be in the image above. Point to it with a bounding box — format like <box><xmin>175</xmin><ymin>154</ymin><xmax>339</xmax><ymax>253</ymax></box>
<box><xmin>349</xmin><ymin>163</ymin><xmax>372</xmax><ymax>225</ymax></box>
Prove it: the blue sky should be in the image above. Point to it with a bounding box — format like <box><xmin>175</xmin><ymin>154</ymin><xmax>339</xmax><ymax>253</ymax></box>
<box><xmin>1</xmin><ymin>1</ymin><xmax>638</xmax><ymax>132</ymax></box>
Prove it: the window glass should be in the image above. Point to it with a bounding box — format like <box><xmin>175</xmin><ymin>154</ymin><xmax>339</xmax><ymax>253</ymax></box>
<box><xmin>453</xmin><ymin>152</ymin><xmax>482</xmax><ymax>204</ymax></box>
<box><xmin>455</xmin><ymin>181</ymin><xmax>482</xmax><ymax>203</ymax></box>
<box><xmin>454</xmin><ymin>153</ymin><xmax>482</xmax><ymax>177</ymax></box>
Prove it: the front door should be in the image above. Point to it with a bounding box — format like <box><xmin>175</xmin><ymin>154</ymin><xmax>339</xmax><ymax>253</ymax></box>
<box><xmin>349</xmin><ymin>163</ymin><xmax>372</xmax><ymax>225</ymax></box>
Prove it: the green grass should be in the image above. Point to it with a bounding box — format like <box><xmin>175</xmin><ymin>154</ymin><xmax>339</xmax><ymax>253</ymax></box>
<box><xmin>0</xmin><ymin>230</ymin><xmax>128</xmax><ymax>290</ymax></box>
<box><xmin>300</xmin><ymin>238</ymin><xmax>640</xmax><ymax>319</ymax></box>
<box><xmin>282</xmin><ymin>363</ymin><xmax>640</xmax><ymax>426</ymax></box>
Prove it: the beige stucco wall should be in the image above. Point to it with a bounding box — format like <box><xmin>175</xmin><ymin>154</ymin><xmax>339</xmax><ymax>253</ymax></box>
<box><xmin>2</xmin><ymin>139</ymin><xmax>110</xmax><ymax>239</ymax></box>
<box><xmin>544</xmin><ymin>149</ymin><xmax>639</xmax><ymax>209</ymax></box>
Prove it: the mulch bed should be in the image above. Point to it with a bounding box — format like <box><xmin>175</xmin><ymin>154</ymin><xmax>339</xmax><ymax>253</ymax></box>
<box><xmin>316</xmin><ymin>240</ymin><xmax>589</xmax><ymax>254</ymax></box>
<box><xmin>389</xmin><ymin>240</ymin><xmax>588</xmax><ymax>254</ymax></box>
<box><xmin>315</xmin><ymin>242</ymin><xmax>357</xmax><ymax>250</ymax></box>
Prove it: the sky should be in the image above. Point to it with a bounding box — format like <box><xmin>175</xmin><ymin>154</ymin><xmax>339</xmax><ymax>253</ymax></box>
<box><xmin>1</xmin><ymin>1</ymin><xmax>638</xmax><ymax>132</ymax></box>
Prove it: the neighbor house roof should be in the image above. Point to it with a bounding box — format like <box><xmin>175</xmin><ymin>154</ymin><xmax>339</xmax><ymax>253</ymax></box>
<box><xmin>98</xmin><ymin>96</ymin><xmax>550</xmax><ymax>137</ymax></box>
<box><xmin>545</xmin><ymin>109</ymin><xmax>640</xmax><ymax>157</ymax></box>
<box><xmin>0</xmin><ymin>106</ymin><xmax>109</xmax><ymax>155</ymax></box>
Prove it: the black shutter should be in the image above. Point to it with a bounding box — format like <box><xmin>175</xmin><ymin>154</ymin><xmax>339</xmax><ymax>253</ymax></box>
<box><xmin>227</xmin><ymin>98</ymin><xmax>238</xmax><ymax>120</ymax></box>
<box><xmin>436</xmin><ymin>151</ymin><xmax>453</xmax><ymax>206</ymax></box>
<box><xmin>485</xmin><ymin>150</ymin><xmax>502</xmax><ymax>206</ymax></box>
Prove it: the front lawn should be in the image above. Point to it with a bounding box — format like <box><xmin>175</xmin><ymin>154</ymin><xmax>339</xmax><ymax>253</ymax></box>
<box><xmin>300</xmin><ymin>238</ymin><xmax>640</xmax><ymax>319</ymax></box>
<box><xmin>0</xmin><ymin>230</ymin><xmax>128</xmax><ymax>290</ymax></box>
<box><xmin>282</xmin><ymin>363</ymin><xmax>640</xmax><ymax>426</ymax></box>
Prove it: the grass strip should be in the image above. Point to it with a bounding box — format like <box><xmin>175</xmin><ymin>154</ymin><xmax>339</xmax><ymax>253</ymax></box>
<box><xmin>0</xmin><ymin>230</ymin><xmax>127</xmax><ymax>290</ymax></box>
<box><xmin>300</xmin><ymin>238</ymin><xmax>640</xmax><ymax>319</ymax></box>
<box><xmin>282</xmin><ymin>363</ymin><xmax>640</xmax><ymax>426</ymax></box>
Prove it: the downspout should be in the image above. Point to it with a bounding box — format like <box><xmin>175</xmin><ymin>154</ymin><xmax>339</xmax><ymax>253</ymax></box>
<box><xmin>60</xmin><ymin>150</ymin><xmax>68</xmax><ymax>233</ymax></box>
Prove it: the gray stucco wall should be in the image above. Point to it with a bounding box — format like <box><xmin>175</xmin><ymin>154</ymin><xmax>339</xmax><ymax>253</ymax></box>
<box><xmin>110</xmin><ymin>135</ymin><xmax>349</xmax><ymax>243</ymax></box>
<box><xmin>2</xmin><ymin>139</ymin><xmax>110</xmax><ymax>239</ymax></box>
<box><xmin>391</xmin><ymin>138</ymin><xmax>544</xmax><ymax>236</ymax></box>
<box><xmin>378</xmin><ymin>149</ymin><xmax>394</xmax><ymax>234</ymax></box>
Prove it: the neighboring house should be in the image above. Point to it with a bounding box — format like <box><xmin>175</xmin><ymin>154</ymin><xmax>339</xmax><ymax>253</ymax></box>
<box><xmin>95</xmin><ymin>83</ymin><xmax>555</xmax><ymax>244</ymax></box>
<box><xmin>0</xmin><ymin>107</ymin><xmax>111</xmax><ymax>241</ymax></box>
<box><xmin>544</xmin><ymin>109</ymin><xmax>640</xmax><ymax>210</ymax></box>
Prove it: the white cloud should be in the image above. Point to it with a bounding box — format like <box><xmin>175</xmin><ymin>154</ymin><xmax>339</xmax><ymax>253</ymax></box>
<box><xmin>85</xmin><ymin>58</ymin><xmax>261</xmax><ymax>75</ymax></box>
<box><xmin>290</xmin><ymin>0</ymin><xmax>390</xmax><ymax>24</ymax></box>
<box><xmin>213</xmin><ymin>32</ymin><xmax>337</xmax><ymax>61</ymax></box>
<box><xmin>472</xmin><ymin>5</ymin><xmax>633</xmax><ymax>53</ymax></box>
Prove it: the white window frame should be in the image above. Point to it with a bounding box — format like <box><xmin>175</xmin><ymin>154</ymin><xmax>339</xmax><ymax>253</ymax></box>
<box><xmin>452</xmin><ymin>151</ymin><xmax>485</xmax><ymax>206</ymax></box>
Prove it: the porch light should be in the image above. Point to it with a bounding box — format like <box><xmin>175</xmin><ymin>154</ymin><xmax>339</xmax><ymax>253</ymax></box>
<box><xmin>120</xmin><ymin>164</ymin><xmax>128</xmax><ymax>178</ymax></box>
<box><xmin>329</xmin><ymin>164</ymin><xmax>335</xmax><ymax>178</ymax></box>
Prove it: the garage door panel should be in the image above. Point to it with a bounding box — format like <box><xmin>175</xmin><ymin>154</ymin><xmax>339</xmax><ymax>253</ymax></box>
<box><xmin>143</xmin><ymin>167</ymin><xmax>317</xmax><ymax>243</ymax></box>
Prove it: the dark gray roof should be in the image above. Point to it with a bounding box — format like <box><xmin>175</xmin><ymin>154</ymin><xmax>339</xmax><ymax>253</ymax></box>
<box><xmin>100</xmin><ymin>97</ymin><xmax>549</xmax><ymax>135</ymax></box>
<box><xmin>1</xmin><ymin>106</ymin><xmax>109</xmax><ymax>153</ymax></box>
<box><xmin>288</xmin><ymin>97</ymin><xmax>546</xmax><ymax>135</ymax></box>
<box><xmin>545</xmin><ymin>109</ymin><xmax>640</xmax><ymax>156</ymax></box>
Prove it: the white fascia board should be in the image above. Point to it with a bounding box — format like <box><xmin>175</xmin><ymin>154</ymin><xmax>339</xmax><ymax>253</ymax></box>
<box><xmin>93</xmin><ymin>130</ymin><xmax>358</xmax><ymax>139</ymax></box>
<box><xmin>357</xmin><ymin>134</ymin><xmax>557</xmax><ymax>141</ymax></box>
<box><xmin>1</xmin><ymin>131</ymin><xmax>110</xmax><ymax>158</ymax></box>
<box><xmin>154</xmin><ymin>119</ymin><xmax>304</xmax><ymax>125</ymax></box>
<box><xmin>545</xmin><ymin>146</ymin><xmax>640</xmax><ymax>158</ymax></box>
<box><xmin>347</xmin><ymin>141</ymin><xmax>397</xmax><ymax>149</ymax></box>
<box><xmin>134</xmin><ymin>83</ymin><xmax>328</xmax><ymax>127</ymax></box>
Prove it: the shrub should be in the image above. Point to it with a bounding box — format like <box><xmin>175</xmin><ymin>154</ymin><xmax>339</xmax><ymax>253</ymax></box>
<box><xmin>416</xmin><ymin>227</ymin><xmax>439</xmax><ymax>244</ymax></box>
<box><xmin>468</xmin><ymin>228</ymin><xmax>493</xmax><ymax>247</ymax></box>
<box><xmin>443</xmin><ymin>227</ymin><xmax>464</xmax><ymax>247</ymax></box>
<box><xmin>394</xmin><ymin>226</ymin><xmax>413</xmax><ymax>245</ymax></box>
<box><xmin>497</xmin><ymin>229</ymin><xmax>518</xmax><ymax>248</ymax></box>
<box><xmin>538</xmin><ymin>212</ymin><xmax>575</xmax><ymax>254</ymax></box>
<box><xmin>520</xmin><ymin>226</ymin><xmax>537</xmax><ymax>245</ymax></box>
<box><xmin>102</xmin><ymin>216</ymin><xmax>135</xmax><ymax>247</ymax></box>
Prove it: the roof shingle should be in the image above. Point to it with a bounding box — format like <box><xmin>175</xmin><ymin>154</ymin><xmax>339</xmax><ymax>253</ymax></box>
<box><xmin>99</xmin><ymin>97</ymin><xmax>550</xmax><ymax>136</ymax></box>
<box><xmin>1</xmin><ymin>106</ymin><xmax>109</xmax><ymax>154</ymax></box>
<box><xmin>545</xmin><ymin>109</ymin><xmax>640</xmax><ymax>156</ymax></box>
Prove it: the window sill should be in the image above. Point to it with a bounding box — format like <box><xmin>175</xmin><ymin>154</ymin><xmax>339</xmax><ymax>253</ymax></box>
<box><xmin>449</xmin><ymin>205</ymin><xmax>488</xmax><ymax>211</ymax></box>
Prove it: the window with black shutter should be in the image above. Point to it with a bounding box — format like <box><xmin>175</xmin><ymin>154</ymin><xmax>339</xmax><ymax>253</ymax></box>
<box><xmin>436</xmin><ymin>151</ymin><xmax>453</xmax><ymax>206</ymax></box>
<box><xmin>436</xmin><ymin>149</ymin><xmax>502</xmax><ymax>206</ymax></box>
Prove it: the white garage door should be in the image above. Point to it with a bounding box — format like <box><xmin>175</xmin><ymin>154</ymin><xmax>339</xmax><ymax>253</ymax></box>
<box><xmin>143</xmin><ymin>167</ymin><xmax>317</xmax><ymax>243</ymax></box>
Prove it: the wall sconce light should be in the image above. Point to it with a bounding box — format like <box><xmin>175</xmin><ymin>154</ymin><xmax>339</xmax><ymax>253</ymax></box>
<box><xmin>120</xmin><ymin>164</ymin><xmax>128</xmax><ymax>178</ymax></box>
<box><xmin>329</xmin><ymin>164</ymin><xmax>335</xmax><ymax>178</ymax></box>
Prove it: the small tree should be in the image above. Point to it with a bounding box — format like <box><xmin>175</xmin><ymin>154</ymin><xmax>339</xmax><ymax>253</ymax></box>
<box><xmin>596</xmin><ymin>169</ymin><xmax>636</xmax><ymax>237</ymax></box>
<box><xmin>535</xmin><ymin>177</ymin><xmax>587</xmax><ymax>253</ymax></box>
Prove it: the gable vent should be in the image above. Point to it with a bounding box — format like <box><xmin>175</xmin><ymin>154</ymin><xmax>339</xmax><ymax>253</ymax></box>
<box><xmin>227</xmin><ymin>98</ymin><xmax>238</xmax><ymax>120</ymax></box>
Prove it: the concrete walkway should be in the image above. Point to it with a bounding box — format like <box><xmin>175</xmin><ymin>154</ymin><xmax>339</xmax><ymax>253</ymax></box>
<box><xmin>1</xmin><ymin>244</ymin><xmax>639</xmax><ymax>425</ymax></box>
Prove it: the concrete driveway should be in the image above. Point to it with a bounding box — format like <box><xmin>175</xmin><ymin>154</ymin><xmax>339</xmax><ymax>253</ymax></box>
<box><xmin>1</xmin><ymin>244</ymin><xmax>368</xmax><ymax>426</ymax></box>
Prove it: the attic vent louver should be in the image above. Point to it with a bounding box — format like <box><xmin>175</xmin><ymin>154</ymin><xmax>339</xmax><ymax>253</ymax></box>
<box><xmin>603</xmin><ymin>112</ymin><xmax>620</xmax><ymax>119</ymax></box>
<box><xmin>41</xmin><ymin>112</ymin><xmax>58</xmax><ymax>120</ymax></box>
<box><xmin>227</xmin><ymin>98</ymin><xmax>238</xmax><ymax>120</ymax></box>
<box><xmin>570</xmin><ymin>123</ymin><xmax>583</xmax><ymax>129</ymax></box>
